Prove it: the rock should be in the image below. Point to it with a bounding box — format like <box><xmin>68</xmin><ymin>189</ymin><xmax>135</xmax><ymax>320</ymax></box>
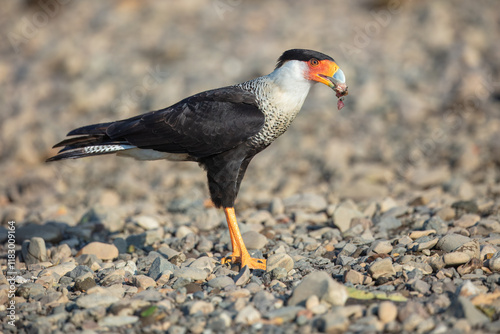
<box><xmin>378</xmin><ymin>301</ymin><xmax>398</xmax><ymax>324</ymax></box>
<box><xmin>411</xmin><ymin>279</ymin><xmax>431</xmax><ymax>294</ymax></box>
<box><xmin>175</xmin><ymin>226</ymin><xmax>194</xmax><ymax>239</ymax></box>
<box><xmin>186</xmin><ymin>300</ymin><xmax>214</xmax><ymax>315</ymax></box>
<box><xmin>377</xmin><ymin>217</ymin><xmax>402</xmax><ymax>231</ymax></box>
<box><xmin>437</xmin><ymin>234</ymin><xmax>471</xmax><ymax>252</ymax></box>
<box><xmin>368</xmin><ymin>258</ymin><xmax>396</xmax><ymax>279</ymax></box>
<box><xmin>207</xmin><ymin>275</ymin><xmax>234</xmax><ymax>289</ymax></box>
<box><xmin>458</xmin><ymin>280</ymin><xmax>481</xmax><ymax>297</ymax></box>
<box><xmin>451</xmin><ymin>200</ymin><xmax>479</xmax><ymax>214</ymax></box>
<box><xmin>269</xmin><ymin>197</ymin><xmax>285</xmax><ymax>215</ymax></box>
<box><xmin>436</xmin><ymin>207</ymin><xmax>455</xmax><ymax>221</ymax></box>
<box><xmin>489</xmin><ymin>253</ymin><xmax>500</xmax><ymax>272</ymax></box>
<box><xmin>266</xmin><ymin>306</ymin><xmax>303</xmax><ymax>322</ymax></box>
<box><xmin>415</xmin><ymin>236</ymin><xmax>439</xmax><ymax>251</ymax></box>
<box><xmin>39</xmin><ymin>262</ymin><xmax>76</xmax><ymax>278</ymax></box>
<box><xmin>132</xmin><ymin>275</ymin><xmax>156</xmax><ymax>289</ymax></box>
<box><xmin>453</xmin><ymin>214</ymin><xmax>480</xmax><ymax>228</ymax></box>
<box><xmin>50</xmin><ymin>244</ymin><xmax>72</xmax><ymax>264</ymax></box>
<box><xmin>410</xmin><ymin>166</ymin><xmax>450</xmax><ymax>188</ymax></box>
<box><xmin>173</xmin><ymin>267</ymin><xmax>209</xmax><ymax>281</ymax></box>
<box><xmin>131</xmin><ymin>215</ymin><xmax>160</xmax><ymax>230</ymax></box>
<box><xmin>234</xmin><ymin>266</ymin><xmax>251</xmax><ymax>286</ymax></box>
<box><xmin>456</xmin><ymin>240</ymin><xmax>480</xmax><ymax>259</ymax></box>
<box><xmin>75</xmin><ymin>277</ymin><xmax>97</xmax><ymax>292</ymax></box>
<box><xmin>333</xmin><ymin>204</ymin><xmax>364</xmax><ymax>232</ymax></box>
<box><xmin>77</xmin><ymin>242</ymin><xmax>119</xmax><ymax>260</ymax></box>
<box><xmin>22</xmin><ymin>237</ymin><xmax>47</xmax><ymax>265</ymax></box>
<box><xmin>18</xmin><ymin>222</ymin><xmax>63</xmax><ymax>243</ymax></box>
<box><xmin>344</xmin><ymin>269</ymin><xmax>364</xmax><ymax>285</ymax></box>
<box><xmin>79</xmin><ymin>206</ymin><xmax>124</xmax><ymax>233</ymax></box>
<box><xmin>235</xmin><ymin>305</ymin><xmax>261</xmax><ymax>324</ymax></box>
<box><xmin>423</xmin><ymin>216</ymin><xmax>448</xmax><ymax>234</ymax></box>
<box><xmin>288</xmin><ymin>271</ymin><xmax>348</xmax><ymax>307</ymax></box>
<box><xmin>99</xmin><ymin>315</ymin><xmax>138</xmax><ymax>327</ymax></box>
<box><xmin>17</xmin><ymin>283</ymin><xmax>45</xmax><ymax>299</ymax></box>
<box><xmin>68</xmin><ymin>265</ymin><xmax>94</xmax><ymax>279</ymax></box>
<box><xmin>266</xmin><ymin>253</ymin><xmax>294</xmax><ymax>272</ymax></box>
<box><xmin>271</xmin><ymin>267</ymin><xmax>287</xmax><ymax>280</ymax></box>
<box><xmin>380</xmin><ymin>197</ymin><xmax>398</xmax><ymax>213</ymax></box>
<box><xmin>368</xmin><ymin>240</ymin><xmax>393</xmax><ymax>255</ymax></box>
<box><xmin>315</xmin><ymin>312</ymin><xmax>349</xmax><ymax>333</ymax></box>
<box><xmin>283</xmin><ymin>193</ymin><xmax>328</xmax><ymax>213</ymax></box>
<box><xmin>447</xmin><ymin>296</ymin><xmax>490</xmax><ymax>326</ymax></box>
<box><xmin>241</xmin><ymin>231</ymin><xmax>268</xmax><ymax>250</ymax></box>
<box><xmin>76</xmin><ymin>294</ymin><xmax>120</xmax><ymax>309</ymax></box>
<box><xmin>443</xmin><ymin>252</ymin><xmax>471</xmax><ymax>266</ymax></box>
<box><xmin>148</xmin><ymin>257</ymin><xmax>176</xmax><ymax>280</ymax></box>
<box><xmin>409</xmin><ymin>230</ymin><xmax>436</xmax><ymax>240</ymax></box>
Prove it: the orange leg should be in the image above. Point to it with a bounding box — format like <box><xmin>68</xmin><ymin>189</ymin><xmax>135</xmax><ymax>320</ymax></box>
<box><xmin>221</xmin><ymin>207</ymin><xmax>266</xmax><ymax>270</ymax></box>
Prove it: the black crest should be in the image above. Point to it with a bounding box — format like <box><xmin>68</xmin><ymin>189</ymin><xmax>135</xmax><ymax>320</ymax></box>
<box><xmin>276</xmin><ymin>49</ymin><xmax>334</xmax><ymax>69</ymax></box>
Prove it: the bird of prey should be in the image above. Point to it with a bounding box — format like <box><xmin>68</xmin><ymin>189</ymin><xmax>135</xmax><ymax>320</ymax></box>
<box><xmin>47</xmin><ymin>49</ymin><xmax>348</xmax><ymax>270</ymax></box>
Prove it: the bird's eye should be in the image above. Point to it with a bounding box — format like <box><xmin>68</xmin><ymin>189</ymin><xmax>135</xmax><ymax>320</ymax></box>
<box><xmin>309</xmin><ymin>58</ymin><xmax>319</xmax><ymax>66</ymax></box>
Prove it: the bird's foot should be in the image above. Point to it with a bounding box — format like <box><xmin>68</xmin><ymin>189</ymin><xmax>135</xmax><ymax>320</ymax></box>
<box><xmin>222</xmin><ymin>253</ymin><xmax>266</xmax><ymax>270</ymax></box>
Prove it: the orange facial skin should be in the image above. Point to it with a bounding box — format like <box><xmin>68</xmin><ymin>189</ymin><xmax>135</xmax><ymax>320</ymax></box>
<box><xmin>307</xmin><ymin>59</ymin><xmax>348</xmax><ymax>98</ymax></box>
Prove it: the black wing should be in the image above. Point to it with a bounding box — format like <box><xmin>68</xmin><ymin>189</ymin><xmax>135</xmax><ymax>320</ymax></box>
<box><xmin>65</xmin><ymin>86</ymin><xmax>265</xmax><ymax>159</ymax></box>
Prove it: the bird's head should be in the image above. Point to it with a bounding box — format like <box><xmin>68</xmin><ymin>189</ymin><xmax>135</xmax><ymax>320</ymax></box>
<box><xmin>276</xmin><ymin>49</ymin><xmax>348</xmax><ymax>109</ymax></box>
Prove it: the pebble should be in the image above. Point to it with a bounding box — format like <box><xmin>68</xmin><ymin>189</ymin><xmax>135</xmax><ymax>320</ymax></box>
<box><xmin>241</xmin><ymin>231</ymin><xmax>268</xmax><ymax>250</ymax></box>
<box><xmin>234</xmin><ymin>266</ymin><xmax>251</xmax><ymax>286</ymax></box>
<box><xmin>235</xmin><ymin>305</ymin><xmax>261</xmax><ymax>324</ymax></box>
<box><xmin>378</xmin><ymin>301</ymin><xmax>398</xmax><ymax>324</ymax></box>
<box><xmin>288</xmin><ymin>271</ymin><xmax>348</xmax><ymax>307</ymax></box>
<box><xmin>17</xmin><ymin>222</ymin><xmax>63</xmax><ymax>243</ymax></box>
<box><xmin>50</xmin><ymin>244</ymin><xmax>72</xmax><ymax>264</ymax></box>
<box><xmin>443</xmin><ymin>252</ymin><xmax>471</xmax><ymax>266</ymax></box>
<box><xmin>132</xmin><ymin>275</ymin><xmax>156</xmax><ymax>289</ymax></box>
<box><xmin>437</xmin><ymin>234</ymin><xmax>471</xmax><ymax>252</ymax></box>
<box><xmin>131</xmin><ymin>215</ymin><xmax>160</xmax><ymax>230</ymax></box>
<box><xmin>99</xmin><ymin>315</ymin><xmax>139</xmax><ymax>327</ymax></box>
<box><xmin>266</xmin><ymin>253</ymin><xmax>294</xmax><ymax>272</ymax></box>
<box><xmin>207</xmin><ymin>275</ymin><xmax>234</xmax><ymax>289</ymax></box>
<box><xmin>368</xmin><ymin>258</ymin><xmax>396</xmax><ymax>279</ymax></box>
<box><xmin>76</xmin><ymin>294</ymin><xmax>120</xmax><ymax>309</ymax></box>
<box><xmin>283</xmin><ymin>193</ymin><xmax>327</xmax><ymax>213</ymax></box>
<box><xmin>344</xmin><ymin>269</ymin><xmax>365</xmax><ymax>285</ymax></box>
<box><xmin>186</xmin><ymin>300</ymin><xmax>214</xmax><ymax>315</ymax></box>
<box><xmin>173</xmin><ymin>267</ymin><xmax>209</xmax><ymax>281</ymax></box>
<box><xmin>448</xmin><ymin>296</ymin><xmax>490</xmax><ymax>326</ymax></box>
<box><xmin>77</xmin><ymin>242</ymin><xmax>119</xmax><ymax>260</ymax></box>
<box><xmin>453</xmin><ymin>214</ymin><xmax>480</xmax><ymax>228</ymax></box>
<box><xmin>333</xmin><ymin>204</ymin><xmax>364</xmax><ymax>232</ymax></box>
<box><xmin>368</xmin><ymin>240</ymin><xmax>393</xmax><ymax>255</ymax></box>
<box><xmin>22</xmin><ymin>237</ymin><xmax>47</xmax><ymax>265</ymax></box>
<box><xmin>79</xmin><ymin>206</ymin><xmax>124</xmax><ymax>233</ymax></box>
<box><xmin>148</xmin><ymin>257</ymin><xmax>176</xmax><ymax>280</ymax></box>
<box><xmin>409</xmin><ymin>229</ymin><xmax>436</xmax><ymax>239</ymax></box>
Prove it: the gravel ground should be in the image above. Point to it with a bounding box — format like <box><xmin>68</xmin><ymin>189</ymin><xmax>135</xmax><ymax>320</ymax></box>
<box><xmin>2</xmin><ymin>1</ymin><xmax>500</xmax><ymax>333</ymax></box>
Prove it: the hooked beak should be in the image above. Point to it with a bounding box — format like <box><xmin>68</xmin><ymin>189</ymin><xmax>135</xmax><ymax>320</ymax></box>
<box><xmin>322</xmin><ymin>68</ymin><xmax>348</xmax><ymax>99</ymax></box>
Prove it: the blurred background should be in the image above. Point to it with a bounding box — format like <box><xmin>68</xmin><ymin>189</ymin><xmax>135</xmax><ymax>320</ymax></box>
<box><xmin>1</xmin><ymin>0</ymin><xmax>499</xmax><ymax>225</ymax></box>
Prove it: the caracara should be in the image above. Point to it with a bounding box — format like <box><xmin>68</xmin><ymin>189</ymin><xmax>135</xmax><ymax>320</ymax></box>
<box><xmin>47</xmin><ymin>49</ymin><xmax>348</xmax><ymax>270</ymax></box>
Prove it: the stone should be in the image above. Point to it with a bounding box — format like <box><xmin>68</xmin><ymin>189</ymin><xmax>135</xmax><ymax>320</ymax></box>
<box><xmin>447</xmin><ymin>296</ymin><xmax>489</xmax><ymax>326</ymax></box>
<box><xmin>453</xmin><ymin>214</ymin><xmax>480</xmax><ymax>228</ymax></box>
<box><xmin>234</xmin><ymin>266</ymin><xmax>251</xmax><ymax>286</ymax></box>
<box><xmin>437</xmin><ymin>234</ymin><xmax>471</xmax><ymax>252</ymax></box>
<box><xmin>17</xmin><ymin>222</ymin><xmax>63</xmax><ymax>243</ymax></box>
<box><xmin>207</xmin><ymin>275</ymin><xmax>234</xmax><ymax>289</ymax></box>
<box><xmin>39</xmin><ymin>262</ymin><xmax>76</xmax><ymax>278</ymax></box>
<box><xmin>377</xmin><ymin>217</ymin><xmax>402</xmax><ymax>231</ymax></box>
<box><xmin>147</xmin><ymin>257</ymin><xmax>176</xmax><ymax>280</ymax></box>
<box><xmin>489</xmin><ymin>253</ymin><xmax>500</xmax><ymax>272</ymax></box>
<box><xmin>456</xmin><ymin>240</ymin><xmax>480</xmax><ymax>259</ymax></box>
<box><xmin>283</xmin><ymin>193</ymin><xmax>328</xmax><ymax>213</ymax></box>
<box><xmin>22</xmin><ymin>237</ymin><xmax>47</xmax><ymax>265</ymax></box>
<box><xmin>423</xmin><ymin>216</ymin><xmax>448</xmax><ymax>234</ymax></box>
<box><xmin>99</xmin><ymin>315</ymin><xmax>138</xmax><ymax>327</ymax></box>
<box><xmin>411</xmin><ymin>279</ymin><xmax>431</xmax><ymax>294</ymax></box>
<box><xmin>132</xmin><ymin>275</ymin><xmax>156</xmax><ymax>289</ymax></box>
<box><xmin>416</xmin><ymin>236</ymin><xmax>439</xmax><ymax>251</ymax></box>
<box><xmin>77</xmin><ymin>242</ymin><xmax>119</xmax><ymax>260</ymax></box>
<box><xmin>266</xmin><ymin>253</ymin><xmax>294</xmax><ymax>273</ymax></box>
<box><xmin>378</xmin><ymin>301</ymin><xmax>398</xmax><ymax>324</ymax></box>
<box><xmin>409</xmin><ymin>230</ymin><xmax>436</xmax><ymax>240</ymax></box>
<box><xmin>186</xmin><ymin>300</ymin><xmax>214</xmax><ymax>315</ymax></box>
<box><xmin>175</xmin><ymin>226</ymin><xmax>194</xmax><ymax>239</ymax></box>
<box><xmin>76</xmin><ymin>294</ymin><xmax>120</xmax><ymax>309</ymax></box>
<box><xmin>79</xmin><ymin>206</ymin><xmax>124</xmax><ymax>233</ymax></box>
<box><xmin>316</xmin><ymin>312</ymin><xmax>349</xmax><ymax>333</ymax></box>
<box><xmin>368</xmin><ymin>258</ymin><xmax>396</xmax><ymax>279</ymax></box>
<box><xmin>50</xmin><ymin>244</ymin><xmax>72</xmax><ymax>264</ymax></box>
<box><xmin>269</xmin><ymin>197</ymin><xmax>285</xmax><ymax>215</ymax></box>
<box><xmin>410</xmin><ymin>166</ymin><xmax>450</xmax><ymax>188</ymax></box>
<box><xmin>173</xmin><ymin>267</ymin><xmax>209</xmax><ymax>281</ymax></box>
<box><xmin>17</xmin><ymin>282</ymin><xmax>45</xmax><ymax>299</ymax></box>
<box><xmin>266</xmin><ymin>306</ymin><xmax>303</xmax><ymax>322</ymax></box>
<box><xmin>368</xmin><ymin>240</ymin><xmax>393</xmax><ymax>255</ymax></box>
<box><xmin>333</xmin><ymin>204</ymin><xmax>364</xmax><ymax>232</ymax></box>
<box><xmin>235</xmin><ymin>305</ymin><xmax>261</xmax><ymax>324</ymax></box>
<box><xmin>344</xmin><ymin>269</ymin><xmax>364</xmax><ymax>285</ymax></box>
<box><xmin>288</xmin><ymin>271</ymin><xmax>348</xmax><ymax>307</ymax></box>
<box><xmin>241</xmin><ymin>231</ymin><xmax>268</xmax><ymax>250</ymax></box>
<box><xmin>75</xmin><ymin>277</ymin><xmax>97</xmax><ymax>292</ymax></box>
<box><xmin>443</xmin><ymin>252</ymin><xmax>471</xmax><ymax>266</ymax></box>
<box><xmin>458</xmin><ymin>280</ymin><xmax>481</xmax><ymax>297</ymax></box>
<box><xmin>68</xmin><ymin>265</ymin><xmax>94</xmax><ymax>279</ymax></box>
<box><xmin>132</xmin><ymin>215</ymin><xmax>160</xmax><ymax>230</ymax></box>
